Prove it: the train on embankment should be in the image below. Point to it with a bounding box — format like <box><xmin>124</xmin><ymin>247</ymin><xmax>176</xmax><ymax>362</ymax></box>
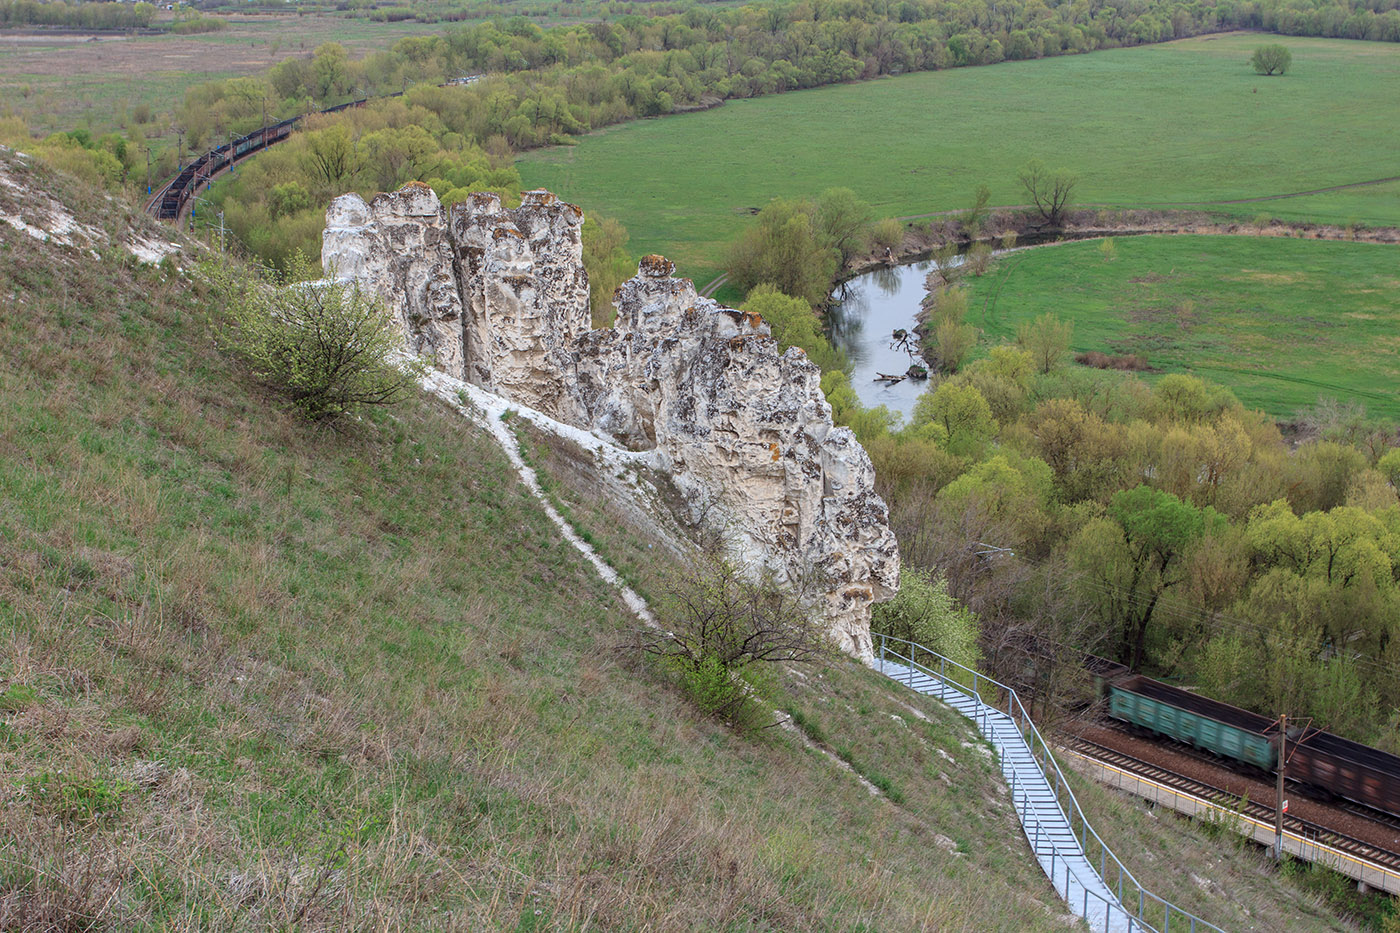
<box><xmin>1100</xmin><ymin>671</ymin><xmax>1400</xmax><ymax>819</ymax></box>
<box><xmin>150</xmin><ymin>97</ymin><xmax>369</xmax><ymax>222</ymax></box>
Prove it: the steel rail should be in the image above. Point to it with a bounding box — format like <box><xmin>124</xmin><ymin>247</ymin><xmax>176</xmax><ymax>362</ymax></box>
<box><xmin>1065</xmin><ymin>736</ymin><xmax>1400</xmax><ymax>872</ymax></box>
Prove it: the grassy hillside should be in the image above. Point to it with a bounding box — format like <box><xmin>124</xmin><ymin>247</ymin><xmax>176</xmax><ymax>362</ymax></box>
<box><xmin>0</xmin><ymin>152</ymin><xmax>1361</xmax><ymax>930</ymax></box>
<box><xmin>960</xmin><ymin>235</ymin><xmax>1400</xmax><ymax>420</ymax></box>
<box><xmin>0</xmin><ymin>153</ymin><xmax>1067</xmax><ymax>931</ymax></box>
<box><xmin>518</xmin><ymin>34</ymin><xmax>1400</xmax><ymax>284</ymax></box>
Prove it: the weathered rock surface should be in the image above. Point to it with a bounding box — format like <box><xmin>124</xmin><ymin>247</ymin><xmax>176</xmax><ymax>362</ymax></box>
<box><xmin>323</xmin><ymin>183</ymin><xmax>465</xmax><ymax>380</ymax></box>
<box><xmin>323</xmin><ymin>185</ymin><xmax>898</xmax><ymax>657</ymax></box>
<box><xmin>448</xmin><ymin>190</ymin><xmax>589</xmax><ymax>414</ymax></box>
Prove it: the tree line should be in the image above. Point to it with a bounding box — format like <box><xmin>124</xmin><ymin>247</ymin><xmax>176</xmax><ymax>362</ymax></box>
<box><xmin>162</xmin><ymin>0</ymin><xmax>1397</xmax><ymax>268</ymax></box>
<box><xmin>0</xmin><ymin>0</ymin><xmax>156</xmax><ymax>29</ymax></box>
<box><xmin>770</xmin><ymin>258</ymin><xmax>1400</xmax><ymax>750</ymax></box>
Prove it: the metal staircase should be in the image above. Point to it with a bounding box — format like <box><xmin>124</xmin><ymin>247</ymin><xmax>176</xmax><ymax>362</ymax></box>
<box><xmin>875</xmin><ymin>635</ymin><xmax>1226</xmax><ymax>933</ymax></box>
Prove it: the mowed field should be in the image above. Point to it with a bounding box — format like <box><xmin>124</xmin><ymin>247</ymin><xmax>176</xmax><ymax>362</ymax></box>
<box><xmin>963</xmin><ymin>235</ymin><xmax>1400</xmax><ymax>420</ymax></box>
<box><xmin>519</xmin><ymin>34</ymin><xmax>1400</xmax><ymax>285</ymax></box>
<box><xmin>0</xmin><ymin>14</ymin><xmax>446</xmax><ymax>135</ymax></box>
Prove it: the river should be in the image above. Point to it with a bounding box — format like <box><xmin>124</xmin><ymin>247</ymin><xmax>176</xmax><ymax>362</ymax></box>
<box><xmin>827</xmin><ymin>258</ymin><xmax>938</xmax><ymax>423</ymax></box>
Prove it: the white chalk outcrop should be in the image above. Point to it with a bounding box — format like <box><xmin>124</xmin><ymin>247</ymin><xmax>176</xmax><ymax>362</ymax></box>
<box><xmin>322</xmin><ymin>184</ymin><xmax>898</xmax><ymax>658</ymax></box>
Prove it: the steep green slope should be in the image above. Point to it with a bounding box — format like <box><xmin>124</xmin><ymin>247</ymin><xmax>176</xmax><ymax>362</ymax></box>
<box><xmin>0</xmin><ymin>153</ymin><xmax>1359</xmax><ymax>931</ymax></box>
<box><xmin>0</xmin><ymin>153</ymin><xmax>1064</xmax><ymax>930</ymax></box>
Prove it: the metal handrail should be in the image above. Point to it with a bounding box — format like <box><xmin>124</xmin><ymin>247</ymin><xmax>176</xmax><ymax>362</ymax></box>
<box><xmin>878</xmin><ymin>633</ymin><xmax>1226</xmax><ymax>933</ymax></box>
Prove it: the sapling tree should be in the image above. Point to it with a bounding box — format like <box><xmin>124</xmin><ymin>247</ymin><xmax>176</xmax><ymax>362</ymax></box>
<box><xmin>638</xmin><ymin>556</ymin><xmax>827</xmax><ymax>729</ymax></box>
<box><xmin>1018</xmin><ymin>159</ymin><xmax>1077</xmax><ymax>228</ymax></box>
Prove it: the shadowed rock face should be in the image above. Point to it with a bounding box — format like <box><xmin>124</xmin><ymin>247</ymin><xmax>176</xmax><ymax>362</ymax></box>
<box><xmin>323</xmin><ymin>186</ymin><xmax>898</xmax><ymax>658</ymax></box>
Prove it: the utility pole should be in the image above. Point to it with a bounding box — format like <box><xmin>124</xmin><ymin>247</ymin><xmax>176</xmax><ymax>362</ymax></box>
<box><xmin>216</xmin><ymin>210</ymin><xmax>225</xmax><ymax>257</ymax></box>
<box><xmin>145</xmin><ymin>146</ymin><xmax>152</xmax><ymax>196</ymax></box>
<box><xmin>1274</xmin><ymin>713</ymin><xmax>1287</xmax><ymax>861</ymax></box>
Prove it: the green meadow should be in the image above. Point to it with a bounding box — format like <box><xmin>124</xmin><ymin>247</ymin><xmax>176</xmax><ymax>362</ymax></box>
<box><xmin>962</xmin><ymin>235</ymin><xmax>1400</xmax><ymax>420</ymax></box>
<box><xmin>519</xmin><ymin>34</ymin><xmax>1400</xmax><ymax>285</ymax></box>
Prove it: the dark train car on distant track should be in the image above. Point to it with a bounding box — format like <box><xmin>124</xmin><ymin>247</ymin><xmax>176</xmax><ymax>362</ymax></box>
<box><xmin>1103</xmin><ymin>673</ymin><xmax>1400</xmax><ymax>819</ymax></box>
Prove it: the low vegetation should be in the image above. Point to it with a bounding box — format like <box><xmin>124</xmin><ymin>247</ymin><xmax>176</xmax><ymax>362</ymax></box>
<box><xmin>961</xmin><ymin>234</ymin><xmax>1400</xmax><ymax>420</ymax></box>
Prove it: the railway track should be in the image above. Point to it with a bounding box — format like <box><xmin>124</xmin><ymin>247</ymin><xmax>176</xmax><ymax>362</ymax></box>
<box><xmin>1064</xmin><ymin>735</ymin><xmax>1400</xmax><ymax>873</ymax></box>
<box><xmin>1095</xmin><ymin>717</ymin><xmax>1400</xmax><ymax>834</ymax></box>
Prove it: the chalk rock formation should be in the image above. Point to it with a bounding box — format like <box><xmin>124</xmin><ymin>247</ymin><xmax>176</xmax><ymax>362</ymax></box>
<box><xmin>448</xmin><ymin>190</ymin><xmax>590</xmax><ymax>414</ymax></box>
<box><xmin>322</xmin><ymin>185</ymin><xmax>898</xmax><ymax>657</ymax></box>
<box><xmin>322</xmin><ymin>183</ymin><xmax>465</xmax><ymax>380</ymax></box>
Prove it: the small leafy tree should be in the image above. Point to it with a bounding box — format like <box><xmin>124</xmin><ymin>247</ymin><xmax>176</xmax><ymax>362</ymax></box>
<box><xmin>213</xmin><ymin>257</ymin><xmax>419</xmax><ymax>422</ymax></box>
<box><xmin>1251</xmin><ymin>44</ymin><xmax>1292</xmax><ymax>75</ymax></box>
<box><xmin>582</xmin><ymin>213</ymin><xmax>633</xmax><ymax>328</ymax></box>
<box><xmin>639</xmin><ymin>557</ymin><xmax>828</xmax><ymax>729</ymax></box>
<box><xmin>815</xmin><ymin>186</ymin><xmax>874</xmax><ymax>265</ymax></box>
<box><xmin>932</xmin><ymin>319</ymin><xmax>978</xmax><ymax>373</ymax></box>
<box><xmin>1018</xmin><ymin>159</ymin><xmax>1077</xmax><ymax>228</ymax></box>
<box><xmin>871</xmin><ymin>217</ymin><xmax>905</xmax><ymax>251</ymax></box>
<box><xmin>913</xmin><ymin>382</ymin><xmax>997</xmax><ymax>455</ymax></box>
<box><xmin>727</xmin><ymin>198</ymin><xmax>838</xmax><ymax>307</ymax></box>
<box><xmin>1378</xmin><ymin>448</ymin><xmax>1400</xmax><ymax>502</ymax></box>
<box><xmin>871</xmin><ymin>568</ymin><xmax>980</xmax><ymax>673</ymax></box>
<box><xmin>1016</xmin><ymin>313</ymin><xmax>1074</xmax><ymax>374</ymax></box>
<box><xmin>962</xmin><ymin>183</ymin><xmax>992</xmax><ymax>239</ymax></box>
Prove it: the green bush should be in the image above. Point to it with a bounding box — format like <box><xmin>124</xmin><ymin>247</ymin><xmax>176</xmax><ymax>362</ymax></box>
<box><xmin>212</xmin><ymin>258</ymin><xmax>421</xmax><ymax>423</ymax></box>
<box><xmin>1250</xmin><ymin>44</ymin><xmax>1292</xmax><ymax>76</ymax></box>
<box><xmin>871</xmin><ymin>568</ymin><xmax>981</xmax><ymax>673</ymax></box>
<box><xmin>872</xmin><ymin>217</ymin><xmax>905</xmax><ymax>251</ymax></box>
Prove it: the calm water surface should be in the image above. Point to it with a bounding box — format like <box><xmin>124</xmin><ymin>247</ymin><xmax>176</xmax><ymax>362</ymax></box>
<box><xmin>828</xmin><ymin>260</ymin><xmax>935</xmax><ymax>422</ymax></box>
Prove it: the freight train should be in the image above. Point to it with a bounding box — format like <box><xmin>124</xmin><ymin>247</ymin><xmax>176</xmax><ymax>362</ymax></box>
<box><xmin>151</xmin><ymin>98</ymin><xmax>369</xmax><ymax>222</ymax></box>
<box><xmin>1103</xmin><ymin>673</ymin><xmax>1400</xmax><ymax>819</ymax></box>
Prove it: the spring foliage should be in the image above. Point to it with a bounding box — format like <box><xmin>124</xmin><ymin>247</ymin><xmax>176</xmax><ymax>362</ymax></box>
<box><xmin>212</xmin><ymin>259</ymin><xmax>420</xmax><ymax>422</ymax></box>
<box><xmin>871</xmin><ymin>568</ymin><xmax>981</xmax><ymax>672</ymax></box>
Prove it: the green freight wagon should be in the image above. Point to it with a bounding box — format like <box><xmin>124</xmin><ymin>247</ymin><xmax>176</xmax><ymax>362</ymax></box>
<box><xmin>1107</xmin><ymin>675</ymin><xmax>1277</xmax><ymax>770</ymax></box>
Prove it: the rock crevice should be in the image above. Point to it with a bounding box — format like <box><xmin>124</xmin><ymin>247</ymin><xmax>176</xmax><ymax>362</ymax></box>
<box><xmin>323</xmin><ymin>185</ymin><xmax>898</xmax><ymax>658</ymax></box>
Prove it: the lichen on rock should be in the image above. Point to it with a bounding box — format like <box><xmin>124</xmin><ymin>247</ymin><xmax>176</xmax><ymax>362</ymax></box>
<box><xmin>322</xmin><ymin>184</ymin><xmax>898</xmax><ymax>658</ymax></box>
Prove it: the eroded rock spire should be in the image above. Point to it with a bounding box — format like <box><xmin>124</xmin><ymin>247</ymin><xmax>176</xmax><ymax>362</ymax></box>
<box><xmin>323</xmin><ymin>185</ymin><xmax>899</xmax><ymax>658</ymax></box>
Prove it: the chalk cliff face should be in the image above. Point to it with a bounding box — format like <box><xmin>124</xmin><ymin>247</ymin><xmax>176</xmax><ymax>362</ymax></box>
<box><xmin>323</xmin><ymin>185</ymin><xmax>898</xmax><ymax>657</ymax></box>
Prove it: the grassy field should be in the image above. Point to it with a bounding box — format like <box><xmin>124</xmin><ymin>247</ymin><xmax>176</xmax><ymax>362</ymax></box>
<box><xmin>0</xmin><ymin>13</ymin><xmax>445</xmax><ymax>136</ymax></box>
<box><xmin>519</xmin><ymin>33</ymin><xmax>1400</xmax><ymax>286</ymax></box>
<box><xmin>961</xmin><ymin>234</ymin><xmax>1400</xmax><ymax>420</ymax></box>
